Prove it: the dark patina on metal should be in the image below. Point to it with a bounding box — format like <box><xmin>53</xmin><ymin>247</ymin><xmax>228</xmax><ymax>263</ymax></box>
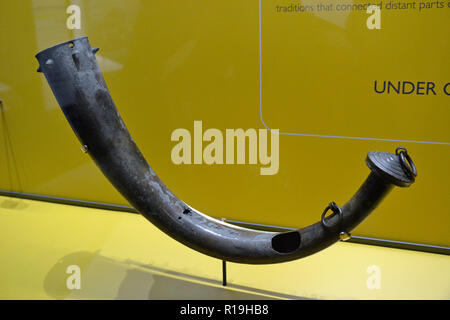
<box><xmin>36</xmin><ymin>37</ymin><xmax>416</xmax><ymax>264</ymax></box>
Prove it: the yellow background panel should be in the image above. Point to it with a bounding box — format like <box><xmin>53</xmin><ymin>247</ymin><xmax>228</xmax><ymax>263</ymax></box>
<box><xmin>0</xmin><ymin>0</ymin><xmax>448</xmax><ymax>249</ymax></box>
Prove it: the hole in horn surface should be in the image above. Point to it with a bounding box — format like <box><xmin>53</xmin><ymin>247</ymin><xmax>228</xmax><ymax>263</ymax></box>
<box><xmin>271</xmin><ymin>231</ymin><xmax>301</xmax><ymax>253</ymax></box>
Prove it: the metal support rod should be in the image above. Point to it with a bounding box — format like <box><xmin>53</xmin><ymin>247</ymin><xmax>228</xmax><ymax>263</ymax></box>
<box><xmin>222</xmin><ymin>260</ymin><xmax>227</xmax><ymax>287</ymax></box>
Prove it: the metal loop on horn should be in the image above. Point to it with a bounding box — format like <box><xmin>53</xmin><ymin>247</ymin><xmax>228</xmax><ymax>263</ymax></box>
<box><xmin>396</xmin><ymin>147</ymin><xmax>417</xmax><ymax>179</ymax></box>
<box><xmin>321</xmin><ymin>202</ymin><xmax>351</xmax><ymax>241</ymax></box>
<box><xmin>321</xmin><ymin>201</ymin><xmax>343</xmax><ymax>229</ymax></box>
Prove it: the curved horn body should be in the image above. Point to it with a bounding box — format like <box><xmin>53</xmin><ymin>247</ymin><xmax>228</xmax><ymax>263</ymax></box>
<box><xmin>36</xmin><ymin>37</ymin><xmax>416</xmax><ymax>264</ymax></box>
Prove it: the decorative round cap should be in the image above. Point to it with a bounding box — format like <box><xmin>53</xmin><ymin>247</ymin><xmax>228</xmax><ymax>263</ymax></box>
<box><xmin>366</xmin><ymin>148</ymin><xmax>416</xmax><ymax>187</ymax></box>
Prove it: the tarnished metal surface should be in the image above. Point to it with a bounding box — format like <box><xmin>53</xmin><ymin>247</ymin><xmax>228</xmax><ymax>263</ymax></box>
<box><xmin>36</xmin><ymin>37</ymin><xmax>416</xmax><ymax>264</ymax></box>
